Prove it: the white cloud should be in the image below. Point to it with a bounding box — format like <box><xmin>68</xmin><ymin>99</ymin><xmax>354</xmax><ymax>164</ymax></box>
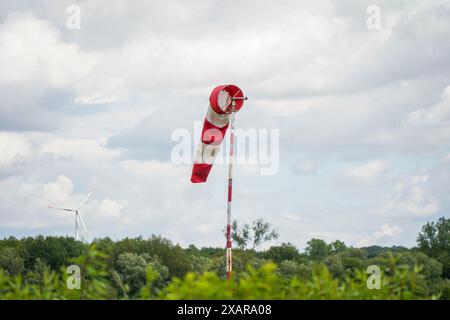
<box><xmin>0</xmin><ymin>175</ymin><xmax>82</xmax><ymax>229</ymax></box>
<box><xmin>0</xmin><ymin>174</ymin><xmax>124</xmax><ymax>234</ymax></box>
<box><xmin>39</xmin><ymin>138</ymin><xmax>120</xmax><ymax>161</ymax></box>
<box><xmin>0</xmin><ymin>177</ymin><xmax>47</xmax><ymax>229</ymax></box>
<box><xmin>74</xmin><ymin>92</ymin><xmax>128</xmax><ymax>105</ymax></box>
<box><xmin>42</xmin><ymin>175</ymin><xmax>74</xmax><ymax>206</ymax></box>
<box><xmin>361</xmin><ymin>84</ymin><xmax>450</xmax><ymax>154</ymax></box>
<box><xmin>443</xmin><ymin>153</ymin><xmax>450</xmax><ymax>163</ymax></box>
<box><xmin>69</xmin><ymin>0</ymin><xmax>450</xmax><ymax>99</ymax></box>
<box><xmin>346</xmin><ymin>160</ymin><xmax>389</xmax><ymax>183</ymax></box>
<box><xmin>121</xmin><ymin>160</ymin><xmax>185</xmax><ymax>178</ymax></box>
<box><xmin>374</xmin><ymin>224</ymin><xmax>403</xmax><ymax>238</ymax></box>
<box><xmin>379</xmin><ymin>175</ymin><xmax>440</xmax><ymax>217</ymax></box>
<box><xmin>281</xmin><ymin>213</ymin><xmax>303</xmax><ymax>223</ymax></box>
<box><xmin>97</xmin><ymin>198</ymin><xmax>125</xmax><ymax>219</ymax></box>
<box><xmin>293</xmin><ymin>159</ymin><xmax>316</xmax><ymax>175</ymax></box>
<box><xmin>0</xmin><ymin>132</ymin><xmax>32</xmax><ymax>168</ymax></box>
<box><xmin>0</xmin><ymin>12</ymin><xmax>98</xmax><ymax>87</ymax></box>
<box><xmin>404</xmin><ymin>85</ymin><xmax>450</xmax><ymax>126</ymax></box>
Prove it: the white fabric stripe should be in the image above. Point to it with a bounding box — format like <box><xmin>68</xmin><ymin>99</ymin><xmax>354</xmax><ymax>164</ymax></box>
<box><xmin>194</xmin><ymin>142</ymin><xmax>223</xmax><ymax>164</ymax></box>
<box><xmin>205</xmin><ymin>105</ymin><xmax>230</xmax><ymax>128</ymax></box>
<box><xmin>218</xmin><ymin>89</ymin><xmax>232</xmax><ymax>112</ymax></box>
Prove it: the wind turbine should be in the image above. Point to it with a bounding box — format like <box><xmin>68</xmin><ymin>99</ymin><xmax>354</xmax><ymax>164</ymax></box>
<box><xmin>48</xmin><ymin>189</ymin><xmax>94</xmax><ymax>241</ymax></box>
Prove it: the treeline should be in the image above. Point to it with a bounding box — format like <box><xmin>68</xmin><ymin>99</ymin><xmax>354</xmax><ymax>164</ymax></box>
<box><xmin>0</xmin><ymin>217</ymin><xmax>449</xmax><ymax>299</ymax></box>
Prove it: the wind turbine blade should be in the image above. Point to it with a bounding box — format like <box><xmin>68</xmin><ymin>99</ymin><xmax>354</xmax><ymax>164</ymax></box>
<box><xmin>77</xmin><ymin>188</ymin><xmax>94</xmax><ymax>210</ymax></box>
<box><xmin>48</xmin><ymin>206</ymin><xmax>76</xmax><ymax>212</ymax></box>
<box><xmin>77</xmin><ymin>211</ymin><xmax>89</xmax><ymax>236</ymax></box>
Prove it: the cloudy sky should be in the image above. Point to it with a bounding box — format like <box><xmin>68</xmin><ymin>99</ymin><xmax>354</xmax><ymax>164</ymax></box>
<box><xmin>0</xmin><ymin>0</ymin><xmax>449</xmax><ymax>249</ymax></box>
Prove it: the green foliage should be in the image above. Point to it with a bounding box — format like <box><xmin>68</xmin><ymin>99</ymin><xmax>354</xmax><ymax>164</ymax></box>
<box><xmin>0</xmin><ymin>217</ymin><xmax>448</xmax><ymax>300</ymax></box>
<box><xmin>277</xmin><ymin>260</ymin><xmax>312</xmax><ymax>280</ymax></box>
<box><xmin>111</xmin><ymin>235</ymin><xmax>191</xmax><ymax>278</ymax></box>
<box><xmin>261</xmin><ymin>243</ymin><xmax>300</xmax><ymax>263</ymax></box>
<box><xmin>225</xmin><ymin>218</ymin><xmax>279</xmax><ymax>250</ymax></box>
<box><xmin>23</xmin><ymin>236</ymin><xmax>86</xmax><ymax>270</ymax></box>
<box><xmin>363</xmin><ymin>245</ymin><xmax>409</xmax><ymax>259</ymax></box>
<box><xmin>324</xmin><ymin>255</ymin><xmax>344</xmax><ymax>278</ymax></box>
<box><xmin>161</xmin><ymin>262</ymin><xmax>434</xmax><ymax>300</ymax></box>
<box><xmin>208</xmin><ymin>249</ymin><xmax>259</xmax><ymax>280</ymax></box>
<box><xmin>25</xmin><ymin>258</ymin><xmax>51</xmax><ymax>285</ymax></box>
<box><xmin>115</xmin><ymin>252</ymin><xmax>151</xmax><ymax>295</ymax></box>
<box><xmin>189</xmin><ymin>255</ymin><xmax>213</xmax><ymax>275</ymax></box>
<box><xmin>252</xmin><ymin>218</ymin><xmax>279</xmax><ymax>249</ymax></box>
<box><xmin>0</xmin><ymin>245</ymin><xmax>113</xmax><ymax>300</ymax></box>
<box><xmin>330</xmin><ymin>240</ymin><xmax>347</xmax><ymax>253</ymax></box>
<box><xmin>115</xmin><ymin>252</ymin><xmax>169</xmax><ymax>296</ymax></box>
<box><xmin>0</xmin><ymin>247</ymin><xmax>24</xmax><ymax>276</ymax></box>
<box><xmin>339</xmin><ymin>248</ymin><xmax>367</xmax><ymax>275</ymax></box>
<box><xmin>0</xmin><ymin>243</ymin><xmax>446</xmax><ymax>300</ymax></box>
<box><xmin>68</xmin><ymin>245</ymin><xmax>114</xmax><ymax>299</ymax></box>
<box><xmin>417</xmin><ymin>217</ymin><xmax>450</xmax><ymax>278</ymax></box>
<box><xmin>305</xmin><ymin>238</ymin><xmax>330</xmax><ymax>261</ymax></box>
<box><xmin>368</xmin><ymin>250</ymin><xmax>445</xmax><ymax>297</ymax></box>
<box><xmin>230</xmin><ymin>220</ymin><xmax>251</xmax><ymax>249</ymax></box>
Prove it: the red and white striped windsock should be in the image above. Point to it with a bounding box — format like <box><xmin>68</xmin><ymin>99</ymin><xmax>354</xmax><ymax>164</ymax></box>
<box><xmin>191</xmin><ymin>85</ymin><xmax>245</xmax><ymax>183</ymax></box>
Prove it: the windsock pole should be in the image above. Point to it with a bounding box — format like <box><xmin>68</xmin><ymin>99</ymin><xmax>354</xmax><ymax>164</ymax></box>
<box><xmin>226</xmin><ymin>108</ymin><xmax>236</xmax><ymax>281</ymax></box>
<box><xmin>190</xmin><ymin>84</ymin><xmax>246</xmax><ymax>280</ymax></box>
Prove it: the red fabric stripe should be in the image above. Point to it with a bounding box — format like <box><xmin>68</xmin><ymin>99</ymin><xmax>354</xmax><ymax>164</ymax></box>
<box><xmin>201</xmin><ymin>119</ymin><xmax>228</xmax><ymax>145</ymax></box>
<box><xmin>228</xmin><ymin>181</ymin><xmax>232</xmax><ymax>201</ymax></box>
<box><xmin>191</xmin><ymin>163</ymin><xmax>213</xmax><ymax>183</ymax></box>
<box><xmin>209</xmin><ymin>85</ymin><xmax>228</xmax><ymax>114</ymax></box>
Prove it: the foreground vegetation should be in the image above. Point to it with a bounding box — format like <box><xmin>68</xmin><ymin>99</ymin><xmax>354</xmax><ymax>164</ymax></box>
<box><xmin>0</xmin><ymin>217</ymin><xmax>449</xmax><ymax>300</ymax></box>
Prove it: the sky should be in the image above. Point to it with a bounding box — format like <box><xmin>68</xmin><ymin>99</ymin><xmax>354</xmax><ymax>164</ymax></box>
<box><xmin>0</xmin><ymin>0</ymin><xmax>449</xmax><ymax>249</ymax></box>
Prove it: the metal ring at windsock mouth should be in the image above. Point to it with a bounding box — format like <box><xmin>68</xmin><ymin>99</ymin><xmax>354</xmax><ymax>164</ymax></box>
<box><xmin>209</xmin><ymin>84</ymin><xmax>247</xmax><ymax>114</ymax></box>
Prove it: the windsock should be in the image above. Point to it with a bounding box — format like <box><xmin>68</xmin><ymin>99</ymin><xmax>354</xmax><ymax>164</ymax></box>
<box><xmin>191</xmin><ymin>85</ymin><xmax>245</xmax><ymax>183</ymax></box>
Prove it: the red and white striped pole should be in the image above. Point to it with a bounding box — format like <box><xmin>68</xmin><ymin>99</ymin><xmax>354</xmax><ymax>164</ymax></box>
<box><xmin>225</xmin><ymin>95</ymin><xmax>247</xmax><ymax>281</ymax></box>
<box><xmin>226</xmin><ymin>109</ymin><xmax>236</xmax><ymax>281</ymax></box>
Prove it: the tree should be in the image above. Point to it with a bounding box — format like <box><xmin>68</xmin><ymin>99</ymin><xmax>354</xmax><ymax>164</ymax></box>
<box><xmin>399</xmin><ymin>252</ymin><xmax>442</xmax><ymax>281</ymax></box>
<box><xmin>230</xmin><ymin>220</ymin><xmax>251</xmax><ymax>249</ymax></box>
<box><xmin>339</xmin><ymin>248</ymin><xmax>367</xmax><ymax>275</ymax></box>
<box><xmin>252</xmin><ymin>218</ymin><xmax>279</xmax><ymax>249</ymax></box>
<box><xmin>225</xmin><ymin>219</ymin><xmax>279</xmax><ymax>250</ymax></box>
<box><xmin>305</xmin><ymin>239</ymin><xmax>329</xmax><ymax>261</ymax></box>
<box><xmin>324</xmin><ymin>255</ymin><xmax>344</xmax><ymax>278</ymax></box>
<box><xmin>115</xmin><ymin>252</ymin><xmax>148</xmax><ymax>295</ymax></box>
<box><xmin>22</xmin><ymin>236</ymin><xmax>85</xmax><ymax>271</ymax></box>
<box><xmin>115</xmin><ymin>252</ymin><xmax>169</xmax><ymax>296</ymax></box>
<box><xmin>277</xmin><ymin>260</ymin><xmax>312</xmax><ymax>279</ymax></box>
<box><xmin>0</xmin><ymin>247</ymin><xmax>24</xmax><ymax>276</ymax></box>
<box><xmin>189</xmin><ymin>255</ymin><xmax>213</xmax><ymax>274</ymax></box>
<box><xmin>330</xmin><ymin>240</ymin><xmax>347</xmax><ymax>253</ymax></box>
<box><xmin>25</xmin><ymin>258</ymin><xmax>51</xmax><ymax>285</ymax></box>
<box><xmin>417</xmin><ymin>217</ymin><xmax>450</xmax><ymax>256</ymax></box>
<box><xmin>262</xmin><ymin>243</ymin><xmax>300</xmax><ymax>263</ymax></box>
<box><xmin>113</xmin><ymin>235</ymin><xmax>191</xmax><ymax>278</ymax></box>
<box><xmin>417</xmin><ymin>217</ymin><xmax>450</xmax><ymax>278</ymax></box>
